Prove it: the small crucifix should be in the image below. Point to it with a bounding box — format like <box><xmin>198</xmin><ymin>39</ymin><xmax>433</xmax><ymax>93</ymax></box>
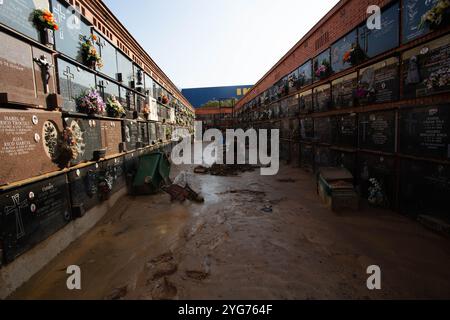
<box><xmin>34</xmin><ymin>55</ymin><xmax>53</xmax><ymax>94</ymax></box>
<box><xmin>4</xmin><ymin>194</ymin><xmax>29</xmax><ymax>240</ymax></box>
<box><xmin>63</xmin><ymin>66</ymin><xmax>75</xmax><ymax>100</ymax></box>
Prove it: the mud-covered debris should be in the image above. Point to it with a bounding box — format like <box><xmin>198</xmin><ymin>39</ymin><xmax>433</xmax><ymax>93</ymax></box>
<box><xmin>186</xmin><ymin>270</ymin><xmax>209</xmax><ymax>281</ymax></box>
<box><xmin>194</xmin><ymin>164</ymin><xmax>259</xmax><ymax>177</ymax></box>
<box><xmin>106</xmin><ymin>285</ymin><xmax>128</xmax><ymax>300</ymax></box>
<box><xmin>149</xmin><ymin>252</ymin><xmax>174</xmax><ymax>265</ymax></box>
<box><xmin>151</xmin><ymin>277</ymin><xmax>177</xmax><ymax>300</ymax></box>
<box><xmin>277</xmin><ymin>178</ymin><xmax>297</xmax><ymax>183</ymax></box>
<box><xmin>162</xmin><ymin>183</ymin><xmax>204</xmax><ymax>203</ymax></box>
<box><xmin>261</xmin><ymin>201</ymin><xmax>273</xmax><ymax>213</ymax></box>
<box><xmin>151</xmin><ymin>262</ymin><xmax>178</xmax><ymax>280</ymax></box>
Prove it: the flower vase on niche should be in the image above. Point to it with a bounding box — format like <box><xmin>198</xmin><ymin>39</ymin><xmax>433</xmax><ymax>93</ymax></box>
<box><xmin>419</xmin><ymin>0</ymin><xmax>450</xmax><ymax>30</ymax></box>
<box><xmin>33</xmin><ymin>9</ymin><xmax>58</xmax><ymax>47</ymax></box>
<box><xmin>80</xmin><ymin>35</ymin><xmax>103</xmax><ymax>70</ymax></box>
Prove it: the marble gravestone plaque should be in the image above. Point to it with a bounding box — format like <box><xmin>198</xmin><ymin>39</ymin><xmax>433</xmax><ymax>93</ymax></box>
<box><xmin>402</xmin><ymin>0</ymin><xmax>439</xmax><ymax>43</ymax></box>
<box><xmin>332</xmin><ymin>73</ymin><xmax>357</xmax><ymax>109</ymax></box>
<box><xmin>57</xmin><ymin>58</ymin><xmax>96</xmax><ymax>113</ymax></box>
<box><xmin>299</xmin><ymin>90</ymin><xmax>313</xmax><ymax>114</ymax></box>
<box><xmin>399</xmin><ymin>159</ymin><xmax>450</xmax><ymax>218</ymax></box>
<box><xmin>334</xmin><ymin>114</ymin><xmax>358</xmax><ymax>148</ymax></box>
<box><xmin>314</xmin><ymin>117</ymin><xmax>333</xmax><ymax>144</ymax></box>
<box><xmin>359</xmin><ymin>111</ymin><xmax>396</xmax><ymax>153</ymax></box>
<box><xmin>358</xmin><ymin>57</ymin><xmax>400</xmax><ymax>105</ymax></box>
<box><xmin>138</xmin><ymin>121</ymin><xmax>149</xmax><ymax>148</ymax></box>
<box><xmin>0</xmin><ymin>32</ymin><xmax>59</xmax><ymax>108</ymax></box>
<box><xmin>403</xmin><ymin>35</ymin><xmax>450</xmax><ymax>99</ymax></box>
<box><xmin>148</xmin><ymin>122</ymin><xmax>157</xmax><ymax>145</ymax></box>
<box><xmin>358</xmin><ymin>153</ymin><xmax>396</xmax><ymax>209</ymax></box>
<box><xmin>52</xmin><ymin>0</ymin><xmax>92</xmax><ymax>63</ymax></box>
<box><xmin>313</xmin><ymin>84</ymin><xmax>331</xmax><ymax>113</ymax></box>
<box><xmin>64</xmin><ymin>117</ymin><xmax>102</xmax><ymax>165</ymax></box>
<box><xmin>300</xmin><ymin>117</ymin><xmax>314</xmax><ymax>141</ymax></box>
<box><xmin>0</xmin><ymin>109</ymin><xmax>63</xmax><ymax>186</ymax></box>
<box><xmin>399</xmin><ymin>105</ymin><xmax>449</xmax><ymax>160</ymax></box>
<box><xmin>0</xmin><ymin>0</ymin><xmax>48</xmax><ymax>42</ymax></box>
<box><xmin>119</xmin><ymin>86</ymin><xmax>136</xmax><ymax>119</ymax></box>
<box><xmin>0</xmin><ymin>174</ymin><xmax>71</xmax><ymax>264</ymax></box>
<box><xmin>68</xmin><ymin>164</ymin><xmax>100</xmax><ymax>216</ymax></box>
<box><xmin>99</xmin><ymin>156</ymin><xmax>126</xmax><ymax>195</ymax></box>
<box><xmin>100</xmin><ymin>120</ymin><xmax>122</xmax><ymax>157</ymax></box>
<box><xmin>358</xmin><ymin>2</ymin><xmax>399</xmax><ymax>58</ymax></box>
<box><xmin>122</xmin><ymin>120</ymin><xmax>139</xmax><ymax>151</ymax></box>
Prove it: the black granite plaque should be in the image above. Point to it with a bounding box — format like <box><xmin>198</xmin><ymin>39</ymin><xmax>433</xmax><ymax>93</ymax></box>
<box><xmin>313</xmin><ymin>84</ymin><xmax>331</xmax><ymax>113</ymax></box>
<box><xmin>156</xmin><ymin>123</ymin><xmax>164</xmax><ymax>142</ymax></box>
<box><xmin>64</xmin><ymin>117</ymin><xmax>102</xmax><ymax>165</ymax></box>
<box><xmin>300</xmin><ymin>117</ymin><xmax>314</xmax><ymax>141</ymax></box>
<box><xmin>94</xmin><ymin>31</ymin><xmax>118</xmax><ymax>80</ymax></box>
<box><xmin>0</xmin><ymin>174</ymin><xmax>71</xmax><ymax>264</ymax></box>
<box><xmin>96</xmin><ymin>76</ymin><xmax>120</xmax><ymax>104</ymax></box>
<box><xmin>119</xmin><ymin>86</ymin><xmax>136</xmax><ymax>119</ymax></box>
<box><xmin>332</xmin><ymin>73</ymin><xmax>357</xmax><ymax>109</ymax></box>
<box><xmin>403</xmin><ymin>35</ymin><xmax>450</xmax><ymax>99</ymax></box>
<box><xmin>287</xmin><ymin>95</ymin><xmax>299</xmax><ymax>117</ymax></box>
<box><xmin>358</xmin><ymin>2</ymin><xmax>400</xmax><ymax>58</ymax></box>
<box><xmin>0</xmin><ymin>0</ymin><xmax>48</xmax><ymax>42</ymax></box>
<box><xmin>122</xmin><ymin>120</ymin><xmax>140</xmax><ymax>151</ymax></box>
<box><xmin>57</xmin><ymin>58</ymin><xmax>96</xmax><ymax>113</ymax></box>
<box><xmin>271</xmin><ymin>102</ymin><xmax>280</xmax><ymax>119</ymax></box>
<box><xmin>331</xmin><ymin>29</ymin><xmax>358</xmax><ymax>73</ymax></box>
<box><xmin>68</xmin><ymin>164</ymin><xmax>100</xmax><ymax>215</ymax></box>
<box><xmin>358</xmin><ymin>57</ymin><xmax>400</xmax><ymax>105</ymax></box>
<box><xmin>280</xmin><ymin>99</ymin><xmax>289</xmax><ymax>119</ymax></box>
<box><xmin>291</xmin><ymin>141</ymin><xmax>300</xmax><ymax>167</ymax></box>
<box><xmin>148</xmin><ymin>122</ymin><xmax>157</xmax><ymax>144</ymax></box>
<box><xmin>358</xmin><ymin>153</ymin><xmax>395</xmax><ymax>209</ymax></box>
<box><xmin>297</xmin><ymin>60</ymin><xmax>313</xmax><ymax>88</ymax></box>
<box><xmin>402</xmin><ymin>0</ymin><xmax>439</xmax><ymax>43</ymax></box>
<box><xmin>138</xmin><ymin>121</ymin><xmax>149</xmax><ymax>147</ymax></box>
<box><xmin>52</xmin><ymin>0</ymin><xmax>91</xmax><ymax>63</ymax></box>
<box><xmin>313</xmin><ymin>49</ymin><xmax>331</xmax><ymax>82</ymax></box>
<box><xmin>399</xmin><ymin>105</ymin><xmax>449</xmax><ymax>160</ymax></box>
<box><xmin>399</xmin><ymin>159</ymin><xmax>450</xmax><ymax>219</ymax></box>
<box><xmin>116</xmin><ymin>50</ymin><xmax>134</xmax><ymax>87</ymax></box>
<box><xmin>359</xmin><ymin>111</ymin><xmax>396</xmax><ymax>153</ymax></box>
<box><xmin>334</xmin><ymin>114</ymin><xmax>358</xmax><ymax>148</ymax></box>
<box><xmin>281</xmin><ymin>119</ymin><xmax>291</xmax><ymax>139</ymax></box>
<box><xmin>288</xmin><ymin>69</ymin><xmax>299</xmax><ymax>94</ymax></box>
<box><xmin>99</xmin><ymin>156</ymin><xmax>126</xmax><ymax>195</ymax></box>
<box><xmin>314</xmin><ymin>117</ymin><xmax>333</xmax><ymax>144</ymax></box>
<box><xmin>299</xmin><ymin>90</ymin><xmax>313</xmax><ymax>114</ymax></box>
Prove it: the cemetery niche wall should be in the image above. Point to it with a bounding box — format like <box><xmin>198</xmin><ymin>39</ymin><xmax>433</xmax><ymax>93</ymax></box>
<box><xmin>234</xmin><ymin>0</ymin><xmax>450</xmax><ymax>222</ymax></box>
<box><xmin>0</xmin><ymin>0</ymin><xmax>194</xmax><ymax>267</ymax></box>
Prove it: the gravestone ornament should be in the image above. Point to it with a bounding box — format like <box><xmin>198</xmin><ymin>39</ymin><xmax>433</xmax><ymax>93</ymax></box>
<box><xmin>0</xmin><ymin>174</ymin><xmax>71</xmax><ymax>264</ymax></box>
<box><xmin>0</xmin><ymin>109</ymin><xmax>64</xmax><ymax>186</ymax></box>
<box><xmin>0</xmin><ymin>31</ymin><xmax>59</xmax><ymax>108</ymax></box>
<box><xmin>403</xmin><ymin>35</ymin><xmax>450</xmax><ymax>98</ymax></box>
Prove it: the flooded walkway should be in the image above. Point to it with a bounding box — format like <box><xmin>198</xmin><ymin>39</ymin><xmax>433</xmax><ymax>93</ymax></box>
<box><xmin>10</xmin><ymin>163</ymin><xmax>450</xmax><ymax>300</ymax></box>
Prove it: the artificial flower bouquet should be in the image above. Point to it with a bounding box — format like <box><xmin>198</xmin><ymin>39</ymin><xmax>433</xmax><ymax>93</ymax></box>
<box><xmin>420</xmin><ymin>0</ymin><xmax>450</xmax><ymax>30</ymax></box>
<box><xmin>33</xmin><ymin>9</ymin><xmax>59</xmax><ymax>31</ymax></box>
<box><xmin>80</xmin><ymin>35</ymin><xmax>103</xmax><ymax>69</ymax></box>
<box><xmin>106</xmin><ymin>96</ymin><xmax>126</xmax><ymax>118</ymax></box>
<box><xmin>314</xmin><ymin>60</ymin><xmax>331</xmax><ymax>80</ymax></box>
<box><xmin>76</xmin><ymin>88</ymin><xmax>106</xmax><ymax>115</ymax></box>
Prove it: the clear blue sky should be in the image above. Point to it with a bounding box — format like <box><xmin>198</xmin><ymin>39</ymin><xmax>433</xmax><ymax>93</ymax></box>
<box><xmin>104</xmin><ymin>0</ymin><xmax>340</xmax><ymax>89</ymax></box>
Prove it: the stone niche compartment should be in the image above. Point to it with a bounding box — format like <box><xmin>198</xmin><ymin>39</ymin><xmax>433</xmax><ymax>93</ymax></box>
<box><xmin>313</xmin><ymin>84</ymin><xmax>331</xmax><ymax>113</ymax></box>
<box><xmin>359</xmin><ymin>110</ymin><xmax>396</xmax><ymax>153</ymax></box>
<box><xmin>68</xmin><ymin>164</ymin><xmax>101</xmax><ymax>217</ymax></box>
<box><xmin>100</xmin><ymin>119</ymin><xmax>123</xmax><ymax>157</ymax></box>
<box><xmin>334</xmin><ymin>114</ymin><xmax>358</xmax><ymax>148</ymax></box>
<box><xmin>63</xmin><ymin>117</ymin><xmax>102</xmax><ymax>166</ymax></box>
<box><xmin>314</xmin><ymin>117</ymin><xmax>334</xmax><ymax>145</ymax></box>
<box><xmin>403</xmin><ymin>34</ymin><xmax>450</xmax><ymax>99</ymax></box>
<box><xmin>0</xmin><ymin>31</ymin><xmax>59</xmax><ymax>109</ymax></box>
<box><xmin>314</xmin><ymin>146</ymin><xmax>333</xmax><ymax>172</ymax></box>
<box><xmin>399</xmin><ymin>159</ymin><xmax>450</xmax><ymax>220</ymax></box>
<box><xmin>357</xmin><ymin>152</ymin><xmax>396</xmax><ymax>209</ymax></box>
<box><xmin>122</xmin><ymin>120</ymin><xmax>140</xmax><ymax>151</ymax></box>
<box><xmin>99</xmin><ymin>156</ymin><xmax>126</xmax><ymax>195</ymax></box>
<box><xmin>300</xmin><ymin>143</ymin><xmax>314</xmax><ymax>171</ymax></box>
<box><xmin>148</xmin><ymin>122</ymin><xmax>157</xmax><ymax>145</ymax></box>
<box><xmin>0</xmin><ymin>108</ymin><xmax>64</xmax><ymax>186</ymax></box>
<box><xmin>399</xmin><ymin>105</ymin><xmax>449</xmax><ymax>160</ymax></box>
<box><xmin>357</xmin><ymin>57</ymin><xmax>400</xmax><ymax>106</ymax></box>
<box><xmin>332</xmin><ymin>72</ymin><xmax>357</xmax><ymax>109</ymax></box>
<box><xmin>299</xmin><ymin>90</ymin><xmax>313</xmax><ymax>114</ymax></box>
<box><xmin>0</xmin><ymin>174</ymin><xmax>72</xmax><ymax>264</ymax></box>
<box><xmin>138</xmin><ymin>121</ymin><xmax>149</xmax><ymax>148</ymax></box>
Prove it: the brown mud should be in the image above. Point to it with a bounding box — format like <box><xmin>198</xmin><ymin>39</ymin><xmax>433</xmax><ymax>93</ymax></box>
<box><xmin>9</xmin><ymin>164</ymin><xmax>450</xmax><ymax>300</ymax></box>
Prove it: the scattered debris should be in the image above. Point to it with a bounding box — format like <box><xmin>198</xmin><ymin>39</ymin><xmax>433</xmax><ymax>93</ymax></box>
<box><xmin>277</xmin><ymin>178</ymin><xmax>297</xmax><ymax>183</ymax></box>
<box><xmin>149</xmin><ymin>252</ymin><xmax>174</xmax><ymax>265</ymax></box>
<box><xmin>151</xmin><ymin>277</ymin><xmax>177</xmax><ymax>300</ymax></box>
<box><xmin>261</xmin><ymin>204</ymin><xmax>273</xmax><ymax>213</ymax></box>
<box><xmin>194</xmin><ymin>164</ymin><xmax>259</xmax><ymax>177</ymax></box>
<box><xmin>151</xmin><ymin>262</ymin><xmax>178</xmax><ymax>280</ymax></box>
<box><xmin>105</xmin><ymin>285</ymin><xmax>128</xmax><ymax>300</ymax></box>
<box><xmin>162</xmin><ymin>183</ymin><xmax>204</xmax><ymax>203</ymax></box>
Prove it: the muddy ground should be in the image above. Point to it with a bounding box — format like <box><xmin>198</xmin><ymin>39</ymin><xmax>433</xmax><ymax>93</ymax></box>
<box><xmin>10</xmin><ymin>163</ymin><xmax>450</xmax><ymax>300</ymax></box>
